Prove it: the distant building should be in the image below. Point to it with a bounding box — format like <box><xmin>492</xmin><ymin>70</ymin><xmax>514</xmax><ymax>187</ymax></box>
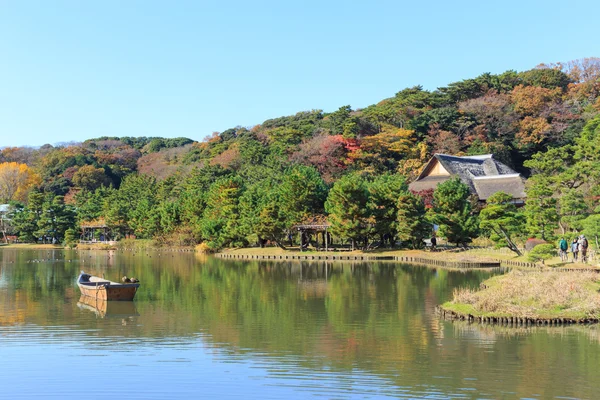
<box><xmin>408</xmin><ymin>154</ymin><xmax>526</xmax><ymax>204</ymax></box>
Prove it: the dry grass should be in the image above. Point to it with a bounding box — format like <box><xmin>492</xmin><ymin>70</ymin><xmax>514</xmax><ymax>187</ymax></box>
<box><xmin>0</xmin><ymin>243</ymin><xmax>64</xmax><ymax>249</ymax></box>
<box><xmin>448</xmin><ymin>270</ymin><xmax>600</xmax><ymax>319</ymax></box>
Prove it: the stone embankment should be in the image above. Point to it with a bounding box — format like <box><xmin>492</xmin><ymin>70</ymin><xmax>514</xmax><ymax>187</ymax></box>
<box><xmin>436</xmin><ymin>305</ymin><xmax>599</xmax><ymax>325</ymax></box>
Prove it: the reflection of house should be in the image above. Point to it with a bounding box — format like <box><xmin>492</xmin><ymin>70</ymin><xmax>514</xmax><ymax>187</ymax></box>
<box><xmin>409</xmin><ymin>154</ymin><xmax>526</xmax><ymax>204</ymax></box>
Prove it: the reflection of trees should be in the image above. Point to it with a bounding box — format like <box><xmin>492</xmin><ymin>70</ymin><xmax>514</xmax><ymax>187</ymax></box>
<box><xmin>1</xmin><ymin>251</ymin><xmax>599</xmax><ymax>398</ymax></box>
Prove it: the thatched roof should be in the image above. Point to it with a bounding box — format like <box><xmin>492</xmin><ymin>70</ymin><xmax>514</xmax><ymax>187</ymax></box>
<box><xmin>409</xmin><ymin>154</ymin><xmax>526</xmax><ymax>200</ymax></box>
<box><xmin>293</xmin><ymin>214</ymin><xmax>330</xmax><ymax>231</ymax></box>
<box><xmin>472</xmin><ymin>174</ymin><xmax>526</xmax><ymax>200</ymax></box>
<box><xmin>80</xmin><ymin>218</ymin><xmax>109</xmax><ymax>229</ymax></box>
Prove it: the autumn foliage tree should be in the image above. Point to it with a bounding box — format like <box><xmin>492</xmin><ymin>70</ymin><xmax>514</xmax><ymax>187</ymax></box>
<box><xmin>0</xmin><ymin>162</ymin><xmax>41</xmax><ymax>203</ymax></box>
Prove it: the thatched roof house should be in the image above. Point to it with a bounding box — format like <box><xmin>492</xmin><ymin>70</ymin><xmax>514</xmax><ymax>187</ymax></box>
<box><xmin>408</xmin><ymin>154</ymin><xmax>526</xmax><ymax>203</ymax></box>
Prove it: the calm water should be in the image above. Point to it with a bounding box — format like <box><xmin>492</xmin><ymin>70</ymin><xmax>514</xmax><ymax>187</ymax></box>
<box><xmin>0</xmin><ymin>249</ymin><xmax>598</xmax><ymax>399</ymax></box>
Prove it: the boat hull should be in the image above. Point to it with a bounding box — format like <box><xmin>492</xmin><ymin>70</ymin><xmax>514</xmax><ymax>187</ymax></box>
<box><xmin>78</xmin><ymin>284</ymin><xmax>139</xmax><ymax>301</ymax></box>
<box><xmin>77</xmin><ymin>272</ymin><xmax>140</xmax><ymax>301</ymax></box>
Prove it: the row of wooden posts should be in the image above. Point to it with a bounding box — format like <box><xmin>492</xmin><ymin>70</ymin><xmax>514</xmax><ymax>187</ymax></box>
<box><xmin>215</xmin><ymin>253</ymin><xmax>510</xmax><ymax>269</ymax></box>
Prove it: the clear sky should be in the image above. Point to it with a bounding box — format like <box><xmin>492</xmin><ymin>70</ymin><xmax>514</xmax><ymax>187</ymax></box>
<box><xmin>0</xmin><ymin>0</ymin><xmax>598</xmax><ymax>147</ymax></box>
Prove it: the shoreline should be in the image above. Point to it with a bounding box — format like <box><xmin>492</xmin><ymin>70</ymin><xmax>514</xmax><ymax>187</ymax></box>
<box><xmin>436</xmin><ymin>305</ymin><xmax>599</xmax><ymax>325</ymax></box>
<box><xmin>2</xmin><ymin>242</ymin><xmax>598</xmax><ymax>271</ymax></box>
<box><xmin>215</xmin><ymin>251</ymin><xmax>506</xmax><ymax>269</ymax></box>
<box><xmin>438</xmin><ymin>270</ymin><xmax>600</xmax><ymax>325</ymax></box>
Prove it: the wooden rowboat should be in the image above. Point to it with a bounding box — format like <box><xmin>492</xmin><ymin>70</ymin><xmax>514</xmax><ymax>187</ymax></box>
<box><xmin>77</xmin><ymin>271</ymin><xmax>140</xmax><ymax>301</ymax></box>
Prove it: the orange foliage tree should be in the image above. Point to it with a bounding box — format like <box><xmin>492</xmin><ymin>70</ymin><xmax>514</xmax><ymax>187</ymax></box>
<box><xmin>0</xmin><ymin>162</ymin><xmax>41</xmax><ymax>202</ymax></box>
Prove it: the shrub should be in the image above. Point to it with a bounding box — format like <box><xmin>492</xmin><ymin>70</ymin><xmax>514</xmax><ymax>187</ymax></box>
<box><xmin>525</xmin><ymin>238</ymin><xmax>547</xmax><ymax>251</ymax></box>
<box><xmin>63</xmin><ymin>229</ymin><xmax>77</xmax><ymax>248</ymax></box>
<box><xmin>527</xmin><ymin>243</ymin><xmax>556</xmax><ymax>263</ymax></box>
<box><xmin>196</xmin><ymin>242</ymin><xmax>214</xmax><ymax>254</ymax></box>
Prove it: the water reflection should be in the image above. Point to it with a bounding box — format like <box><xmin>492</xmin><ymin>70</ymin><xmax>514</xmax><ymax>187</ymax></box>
<box><xmin>0</xmin><ymin>249</ymin><xmax>597</xmax><ymax>399</ymax></box>
<box><xmin>77</xmin><ymin>295</ymin><xmax>139</xmax><ymax>318</ymax></box>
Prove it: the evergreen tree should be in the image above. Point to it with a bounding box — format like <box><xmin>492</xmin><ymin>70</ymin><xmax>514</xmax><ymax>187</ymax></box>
<box><xmin>368</xmin><ymin>173</ymin><xmax>408</xmax><ymax>246</ymax></box>
<box><xmin>325</xmin><ymin>173</ymin><xmax>371</xmax><ymax>249</ymax></box>
<box><xmin>428</xmin><ymin>178</ymin><xmax>478</xmax><ymax>246</ymax></box>
<box><xmin>396</xmin><ymin>191</ymin><xmax>430</xmax><ymax>249</ymax></box>
<box><xmin>201</xmin><ymin>177</ymin><xmax>246</xmax><ymax>249</ymax></box>
<box><xmin>479</xmin><ymin>191</ymin><xmax>525</xmax><ymax>255</ymax></box>
<box><xmin>278</xmin><ymin>165</ymin><xmax>328</xmax><ymax>225</ymax></box>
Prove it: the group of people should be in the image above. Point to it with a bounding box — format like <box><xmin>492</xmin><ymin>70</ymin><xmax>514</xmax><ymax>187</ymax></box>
<box><xmin>558</xmin><ymin>235</ymin><xmax>589</xmax><ymax>262</ymax></box>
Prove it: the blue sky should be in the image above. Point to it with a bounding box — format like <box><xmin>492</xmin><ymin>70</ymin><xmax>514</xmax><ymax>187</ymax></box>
<box><xmin>0</xmin><ymin>0</ymin><xmax>598</xmax><ymax>147</ymax></box>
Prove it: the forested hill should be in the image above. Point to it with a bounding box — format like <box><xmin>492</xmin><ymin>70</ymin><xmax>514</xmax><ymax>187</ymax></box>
<box><xmin>1</xmin><ymin>57</ymin><xmax>599</xmax><ymax>249</ymax></box>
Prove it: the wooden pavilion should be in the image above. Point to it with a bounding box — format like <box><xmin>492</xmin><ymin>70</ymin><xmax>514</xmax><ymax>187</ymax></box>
<box><xmin>292</xmin><ymin>215</ymin><xmax>332</xmax><ymax>251</ymax></box>
<box><xmin>80</xmin><ymin>218</ymin><xmax>115</xmax><ymax>244</ymax></box>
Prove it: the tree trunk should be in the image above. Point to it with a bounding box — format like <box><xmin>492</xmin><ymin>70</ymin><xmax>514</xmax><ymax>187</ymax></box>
<box><xmin>497</xmin><ymin>225</ymin><xmax>522</xmax><ymax>256</ymax></box>
<box><xmin>274</xmin><ymin>239</ymin><xmax>287</xmax><ymax>250</ymax></box>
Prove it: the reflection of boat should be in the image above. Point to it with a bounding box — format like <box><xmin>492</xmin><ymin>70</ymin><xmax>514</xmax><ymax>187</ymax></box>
<box><xmin>77</xmin><ymin>271</ymin><xmax>140</xmax><ymax>301</ymax></box>
<box><xmin>77</xmin><ymin>295</ymin><xmax>139</xmax><ymax>318</ymax></box>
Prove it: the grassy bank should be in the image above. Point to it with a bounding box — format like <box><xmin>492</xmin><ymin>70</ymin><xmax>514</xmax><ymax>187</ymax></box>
<box><xmin>0</xmin><ymin>243</ymin><xmax>65</xmax><ymax>250</ymax></box>
<box><xmin>441</xmin><ymin>270</ymin><xmax>600</xmax><ymax>321</ymax></box>
<box><xmin>219</xmin><ymin>246</ymin><xmax>599</xmax><ymax>268</ymax></box>
<box><xmin>220</xmin><ymin>246</ymin><xmax>503</xmax><ymax>262</ymax></box>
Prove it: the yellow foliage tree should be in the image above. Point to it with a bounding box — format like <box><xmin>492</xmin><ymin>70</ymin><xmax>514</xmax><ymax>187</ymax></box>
<box><xmin>0</xmin><ymin>162</ymin><xmax>41</xmax><ymax>203</ymax></box>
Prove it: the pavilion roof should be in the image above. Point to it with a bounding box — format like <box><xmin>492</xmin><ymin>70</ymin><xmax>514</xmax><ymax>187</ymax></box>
<box><xmin>80</xmin><ymin>217</ymin><xmax>108</xmax><ymax>228</ymax></box>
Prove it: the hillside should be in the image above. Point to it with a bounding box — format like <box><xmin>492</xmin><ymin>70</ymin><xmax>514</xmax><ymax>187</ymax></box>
<box><xmin>1</xmin><ymin>57</ymin><xmax>599</xmax><ymax>249</ymax></box>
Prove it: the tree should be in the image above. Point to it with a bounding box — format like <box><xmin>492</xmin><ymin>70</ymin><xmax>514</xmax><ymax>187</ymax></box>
<box><xmin>201</xmin><ymin>177</ymin><xmax>245</xmax><ymax>249</ymax></box>
<box><xmin>10</xmin><ymin>191</ymin><xmax>45</xmax><ymax>242</ymax></box>
<box><xmin>396</xmin><ymin>191</ymin><xmax>430</xmax><ymax>249</ymax></box>
<box><xmin>238</xmin><ymin>179</ymin><xmax>287</xmax><ymax>248</ymax></box>
<box><xmin>72</xmin><ymin>165</ymin><xmax>111</xmax><ymax>191</ymax></box>
<box><xmin>34</xmin><ymin>195</ymin><xmax>76</xmax><ymax>243</ymax></box>
<box><xmin>63</xmin><ymin>228</ymin><xmax>77</xmax><ymax>247</ymax></box>
<box><xmin>289</xmin><ymin>134</ymin><xmax>347</xmax><ymax>183</ymax></box>
<box><xmin>527</xmin><ymin>243</ymin><xmax>556</xmax><ymax>264</ymax></box>
<box><xmin>523</xmin><ymin>179</ymin><xmax>558</xmax><ymax>241</ymax></box>
<box><xmin>368</xmin><ymin>173</ymin><xmax>408</xmax><ymax>246</ymax></box>
<box><xmin>581</xmin><ymin>211</ymin><xmax>600</xmax><ymax>250</ymax></box>
<box><xmin>325</xmin><ymin>173</ymin><xmax>371</xmax><ymax>250</ymax></box>
<box><xmin>428</xmin><ymin>178</ymin><xmax>479</xmax><ymax>246</ymax></box>
<box><xmin>479</xmin><ymin>191</ymin><xmax>525</xmax><ymax>255</ymax></box>
<box><xmin>278</xmin><ymin>165</ymin><xmax>328</xmax><ymax>225</ymax></box>
<box><xmin>0</xmin><ymin>162</ymin><xmax>41</xmax><ymax>202</ymax></box>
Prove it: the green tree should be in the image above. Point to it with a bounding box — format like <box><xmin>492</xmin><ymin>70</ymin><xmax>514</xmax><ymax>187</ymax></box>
<box><xmin>72</xmin><ymin>165</ymin><xmax>111</xmax><ymax>191</ymax></box>
<box><xmin>201</xmin><ymin>176</ymin><xmax>246</xmax><ymax>249</ymax></box>
<box><xmin>36</xmin><ymin>195</ymin><xmax>76</xmax><ymax>243</ymax></box>
<box><xmin>527</xmin><ymin>243</ymin><xmax>556</xmax><ymax>264</ymax></box>
<box><xmin>278</xmin><ymin>165</ymin><xmax>328</xmax><ymax>225</ymax></box>
<box><xmin>581</xmin><ymin>211</ymin><xmax>600</xmax><ymax>250</ymax></box>
<box><xmin>428</xmin><ymin>178</ymin><xmax>479</xmax><ymax>246</ymax></box>
<box><xmin>479</xmin><ymin>191</ymin><xmax>525</xmax><ymax>255</ymax></box>
<box><xmin>523</xmin><ymin>177</ymin><xmax>558</xmax><ymax>240</ymax></box>
<box><xmin>63</xmin><ymin>228</ymin><xmax>77</xmax><ymax>247</ymax></box>
<box><xmin>368</xmin><ymin>173</ymin><xmax>408</xmax><ymax>246</ymax></box>
<box><xmin>238</xmin><ymin>179</ymin><xmax>287</xmax><ymax>248</ymax></box>
<box><xmin>10</xmin><ymin>191</ymin><xmax>45</xmax><ymax>242</ymax></box>
<box><xmin>396</xmin><ymin>191</ymin><xmax>430</xmax><ymax>249</ymax></box>
<box><xmin>558</xmin><ymin>190</ymin><xmax>588</xmax><ymax>233</ymax></box>
<box><xmin>325</xmin><ymin>173</ymin><xmax>371</xmax><ymax>250</ymax></box>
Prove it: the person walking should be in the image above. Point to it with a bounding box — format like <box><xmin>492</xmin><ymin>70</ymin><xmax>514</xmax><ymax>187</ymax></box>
<box><xmin>580</xmin><ymin>235</ymin><xmax>589</xmax><ymax>263</ymax></box>
<box><xmin>571</xmin><ymin>238</ymin><xmax>579</xmax><ymax>262</ymax></box>
<box><xmin>559</xmin><ymin>237</ymin><xmax>568</xmax><ymax>262</ymax></box>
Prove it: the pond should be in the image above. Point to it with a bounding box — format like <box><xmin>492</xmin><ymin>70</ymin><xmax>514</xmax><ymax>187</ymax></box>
<box><xmin>0</xmin><ymin>249</ymin><xmax>598</xmax><ymax>399</ymax></box>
